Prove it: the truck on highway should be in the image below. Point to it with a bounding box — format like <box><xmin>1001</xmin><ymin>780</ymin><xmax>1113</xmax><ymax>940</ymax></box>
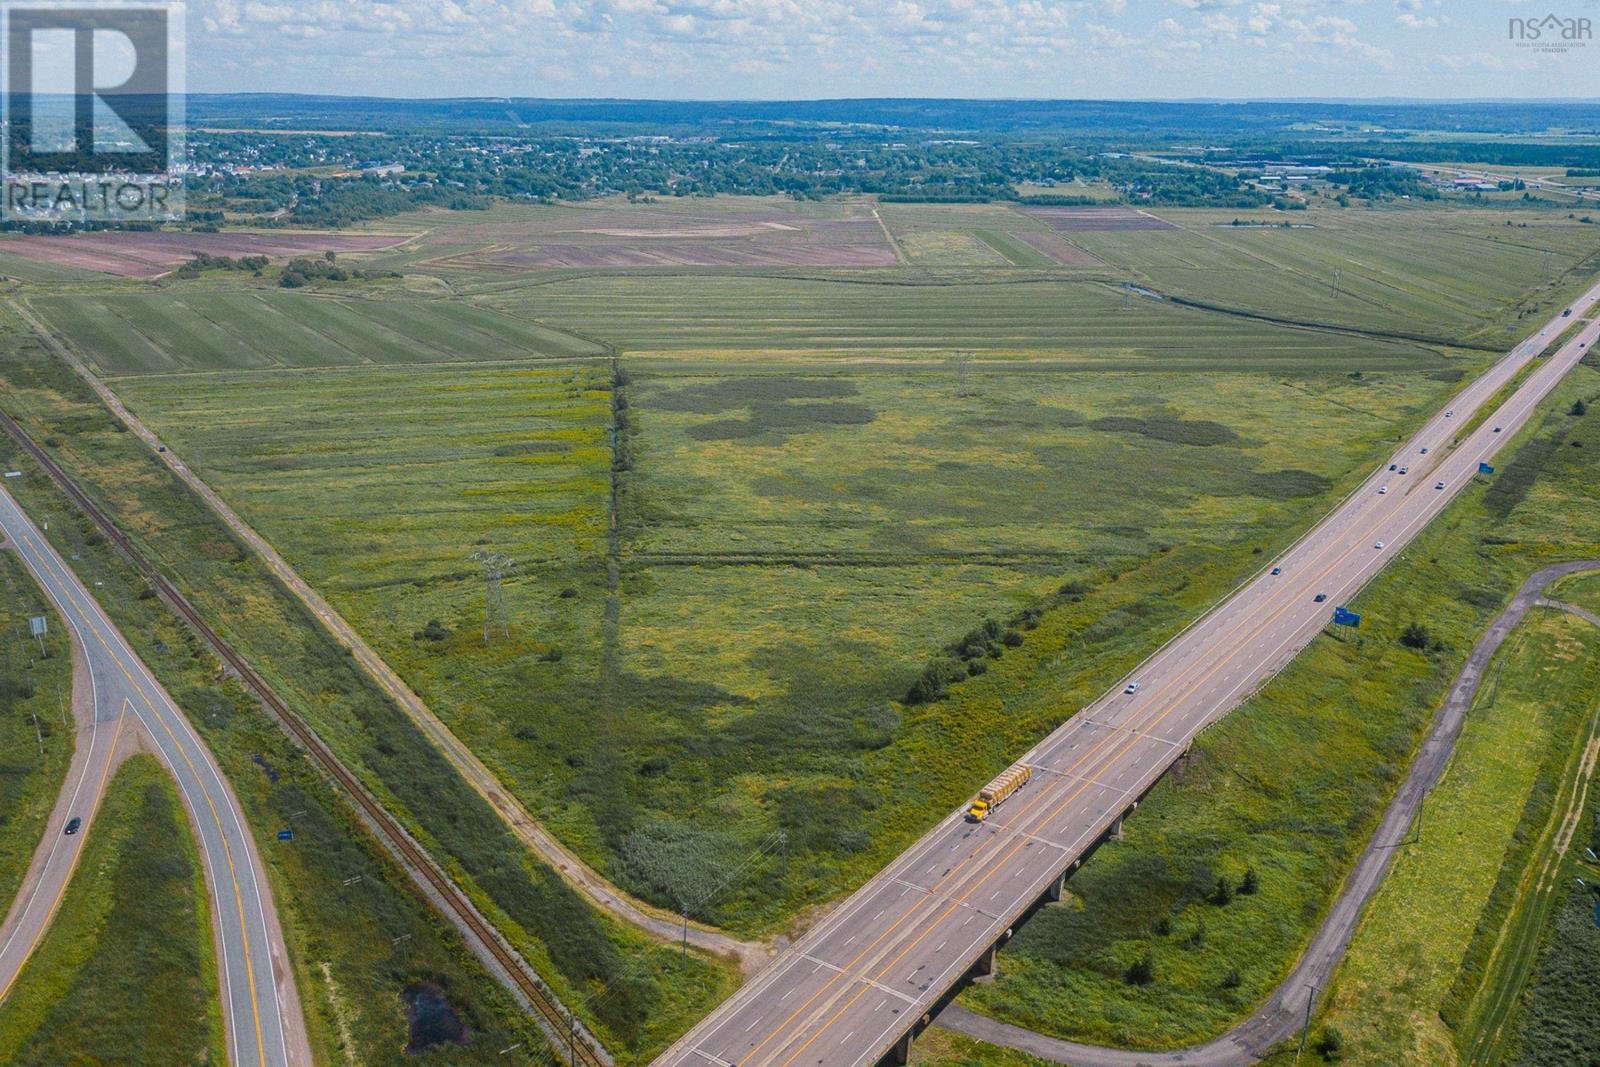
<box><xmin>966</xmin><ymin>765</ymin><xmax>1032</xmax><ymax>823</ymax></box>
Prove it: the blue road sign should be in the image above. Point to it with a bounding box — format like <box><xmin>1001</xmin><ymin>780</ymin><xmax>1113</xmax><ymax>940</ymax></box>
<box><xmin>1333</xmin><ymin>608</ymin><xmax>1362</xmax><ymax>627</ymax></box>
<box><xmin>1479</xmin><ymin>462</ymin><xmax>1495</xmax><ymax>475</ymax></box>
<box><xmin>277</xmin><ymin>829</ymin><xmax>294</xmax><ymax>842</ymax></box>
<box><xmin>1594</xmin><ymin>900</ymin><xmax>1600</xmax><ymax>929</ymax></box>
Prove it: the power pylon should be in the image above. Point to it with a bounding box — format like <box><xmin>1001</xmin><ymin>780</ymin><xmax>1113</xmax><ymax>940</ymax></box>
<box><xmin>469</xmin><ymin>549</ymin><xmax>513</xmax><ymax>644</ymax></box>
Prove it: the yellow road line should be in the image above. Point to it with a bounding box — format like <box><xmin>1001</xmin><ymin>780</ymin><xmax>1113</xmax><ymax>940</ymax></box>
<box><xmin>20</xmin><ymin>527</ymin><xmax>270</xmax><ymax>1067</ymax></box>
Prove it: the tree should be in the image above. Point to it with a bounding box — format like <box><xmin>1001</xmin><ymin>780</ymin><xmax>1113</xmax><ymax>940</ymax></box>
<box><xmin>1573</xmin><ymin>399</ymin><xmax>1588</xmax><ymax>417</ymax></box>
<box><xmin>1400</xmin><ymin>622</ymin><xmax>1432</xmax><ymax>651</ymax></box>
<box><xmin>1210</xmin><ymin>875</ymin><xmax>1234</xmax><ymax>906</ymax></box>
<box><xmin>1239</xmin><ymin>866</ymin><xmax>1260</xmax><ymax>896</ymax></box>
<box><xmin>1125</xmin><ymin>950</ymin><xmax>1155</xmax><ymax>986</ymax></box>
<box><xmin>1313</xmin><ymin>1026</ymin><xmax>1345</xmax><ymax>1060</ymax></box>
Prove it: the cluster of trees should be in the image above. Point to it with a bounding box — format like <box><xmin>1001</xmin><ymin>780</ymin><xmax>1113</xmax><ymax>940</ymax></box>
<box><xmin>278</xmin><ymin>252</ymin><xmax>398</xmax><ymax>288</ymax></box>
<box><xmin>172</xmin><ymin>252</ymin><xmax>269</xmax><ymax>278</ymax></box>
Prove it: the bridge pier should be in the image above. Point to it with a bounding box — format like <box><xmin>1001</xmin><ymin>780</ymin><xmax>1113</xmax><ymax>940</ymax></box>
<box><xmin>1045</xmin><ymin>870</ymin><xmax>1066</xmax><ymax>903</ymax></box>
<box><xmin>1111</xmin><ymin>801</ymin><xmax>1139</xmax><ymax>842</ymax></box>
<box><xmin>888</xmin><ymin>1029</ymin><xmax>913</xmax><ymax>1066</ymax></box>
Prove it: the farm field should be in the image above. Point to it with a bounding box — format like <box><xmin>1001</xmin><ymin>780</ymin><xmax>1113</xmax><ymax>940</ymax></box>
<box><xmin>954</xmin><ymin>362</ymin><xmax>1600</xmax><ymax>1052</ymax></box>
<box><xmin>115</xmin><ymin>354</ymin><xmax>1486</xmax><ymax>934</ymax></box>
<box><xmin>0</xmin><ymin>756</ymin><xmax>224</xmax><ymax>1067</ymax></box>
<box><xmin>28</xmin><ymin>288</ymin><xmax>607</xmax><ymax>375</ymax></box>
<box><xmin>388</xmin><ymin>196</ymin><xmax>898</xmax><ymax>271</ymax></box>
<box><xmin>483</xmin><ymin>272</ymin><xmax>1449</xmax><ymax>366</ymax></box>
<box><xmin>0</xmin><ymin>549</ymin><xmax>72</xmax><ymax>921</ymax></box>
<box><xmin>1318</xmin><ymin>607</ymin><xmax>1600</xmax><ymax>1067</ymax></box>
<box><xmin>0</xmin><ymin>230</ymin><xmax>410</xmax><ymax>277</ymax></box>
<box><xmin>1066</xmin><ymin>208</ymin><xmax>1600</xmax><ymax>347</ymax></box>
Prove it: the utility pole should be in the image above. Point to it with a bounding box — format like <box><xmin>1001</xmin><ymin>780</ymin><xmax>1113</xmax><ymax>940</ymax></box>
<box><xmin>469</xmin><ymin>550</ymin><xmax>513</xmax><ymax>644</ymax></box>
<box><xmin>1295</xmin><ymin>982</ymin><xmax>1319</xmax><ymax>1064</ymax></box>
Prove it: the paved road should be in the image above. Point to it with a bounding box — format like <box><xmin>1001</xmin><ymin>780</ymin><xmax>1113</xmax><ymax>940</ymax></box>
<box><xmin>0</xmin><ymin>487</ymin><xmax>308</xmax><ymax>1067</ymax></box>
<box><xmin>654</xmin><ymin>288</ymin><xmax>1600</xmax><ymax>1067</ymax></box>
<box><xmin>938</xmin><ymin>560</ymin><xmax>1600</xmax><ymax>1066</ymax></box>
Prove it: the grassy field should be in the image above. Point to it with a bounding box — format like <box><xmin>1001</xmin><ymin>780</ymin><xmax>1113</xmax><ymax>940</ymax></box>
<box><xmin>481</xmin><ymin>271</ymin><xmax>1450</xmax><ymax>366</ymax></box>
<box><xmin>1317</xmin><ymin>609</ymin><xmax>1600</xmax><ymax>1066</ymax></box>
<box><xmin>0</xmin><ymin>755</ymin><xmax>224</xmax><ymax>1066</ymax></box>
<box><xmin>0</xmin><ymin>319</ymin><xmax>733</xmax><ymax>1064</ymax></box>
<box><xmin>108</xmin><ymin>354</ymin><xmax>1481</xmax><ymax>934</ymax></box>
<box><xmin>1067</xmin><ymin>208</ymin><xmax>1600</xmax><ymax>348</ymax></box>
<box><xmin>1552</xmin><ymin>570</ymin><xmax>1600</xmax><ymax>614</ymax></box>
<box><xmin>28</xmin><ymin>289</ymin><xmax>606</xmax><ymax>376</ymax></box>
<box><xmin>0</xmin><ymin>547</ymin><xmax>72</xmax><ymax>922</ymax></box>
<box><xmin>954</xmin><ymin>361</ymin><xmax>1600</xmax><ymax>1050</ymax></box>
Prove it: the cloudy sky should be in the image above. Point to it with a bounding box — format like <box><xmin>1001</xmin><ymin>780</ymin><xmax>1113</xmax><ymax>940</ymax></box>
<box><xmin>187</xmin><ymin>0</ymin><xmax>1600</xmax><ymax>99</ymax></box>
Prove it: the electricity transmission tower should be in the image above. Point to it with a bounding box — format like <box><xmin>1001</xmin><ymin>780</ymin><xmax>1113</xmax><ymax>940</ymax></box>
<box><xmin>469</xmin><ymin>550</ymin><xmax>513</xmax><ymax>644</ymax></box>
<box><xmin>955</xmin><ymin>351</ymin><xmax>973</xmax><ymax>398</ymax></box>
<box><xmin>1331</xmin><ymin>268</ymin><xmax>1343</xmax><ymax>299</ymax></box>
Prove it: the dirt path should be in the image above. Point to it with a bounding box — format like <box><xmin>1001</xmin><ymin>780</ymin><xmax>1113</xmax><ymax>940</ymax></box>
<box><xmin>937</xmin><ymin>560</ymin><xmax>1600</xmax><ymax>1067</ymax></box>
<box><xmin>9</xmin><ymin>297</ymin><xmax>763</xmax><ymax>970</ymax></box>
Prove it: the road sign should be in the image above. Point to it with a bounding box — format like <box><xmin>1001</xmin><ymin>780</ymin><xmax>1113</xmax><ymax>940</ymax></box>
<box><xmin>3</xmin><ymin>471</ymin><xmax>20</xmax><ymax>479</ymax></box>
<box><xmin>1479</xmin><ymin>462</ymin><xmax>1495</xmax><ymax>474</ymax></box>
<box><xmin>276</xmin><ymin>829</ymin><xmax>294</xmax><ymax>842</ymax></box>
<box><xmin>1594</xmin><ymin>900</ymin><xmax>1600</xmax><ymax>930</ymax></box>
<box><xmin>29</xmin><ymin>616</ymin><xmax>47</xmax><ymax>637</ymax></box>
<box><xmin>1333</xmin><ymin>608</ymin><xmax>1362</xmax><ymax>627</ymax></box>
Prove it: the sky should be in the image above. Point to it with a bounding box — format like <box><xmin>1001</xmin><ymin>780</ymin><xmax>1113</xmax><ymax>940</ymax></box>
<box><xmin>186</xmin><ymin>0</ymin><xmax>1600</xmax><ymax>100</ymax></box>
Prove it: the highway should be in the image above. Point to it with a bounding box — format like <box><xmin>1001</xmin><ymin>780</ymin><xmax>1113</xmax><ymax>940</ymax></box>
<box><xmin>654</xmin><ymin>288</ymin><xmax>1600</xmax><ymax>1067</ymax></box>
<box><xmin>0</xmin><ymin>486</ymin><xmax>306</xmax><ymax>1067</ymax></box>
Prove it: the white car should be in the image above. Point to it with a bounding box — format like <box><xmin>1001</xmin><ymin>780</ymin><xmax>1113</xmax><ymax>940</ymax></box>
<box><xmin>1379</xmin><ymin>486</ymin><xmax>1389</xmax><ymax>495</ymax></box>
<box><xmin>1445</xmin><ymin>410</ymin><xmax>1454</xmax><ymax>419</ymax></box>
<box><xmin>1124</xmin><ymin>682</ymin><xmax>1141</xmax><ymax>695</ymax></box>
<box><xmin>1399</xmin><ymin>466</ymin><xmax>1409</xmax><ymax>475</ymax></box>
<box><xmin>1435</xmin><ymin>481</ymin><xmax>1445</xmax><ymax>490</ymax></box>
<box><xmin>1375</xmin><ymin>541</ymin><xmax>1387</xmax><ymax>550</ymax></box>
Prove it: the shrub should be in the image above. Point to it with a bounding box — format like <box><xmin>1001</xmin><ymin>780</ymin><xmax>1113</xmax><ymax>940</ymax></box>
<box><xmin>1239</xmin><ymin>867</ymin><xmax>1259</xmax><ymax>895</ymax></box>
<box><xmin>1125</xmin><ymin>950</ymin><xmax>1155</xmax><ymax>986</ymax></box>
<box><xmin>1313</xmin><ymin>1026</ymin><xmax>1345</xmax><ymax>1060</ymax></box>
<box><xmin>1209</xmin><ymin>875</ymin><xmax>1234</xmax><ymax>906</ymax></box>
<box><xmin>1400</xmin><ymin>622</ymin><xmax>1432</xmax><ymax>650</ymax></box>
<box><xmin>414</xmin><ymin>619</ymin><xmax>450</xmax><ymax>642</ymax></box>
<box><xmin>1220</xmin><ymin>967</ymin><xmax>1242</xmax><ymax>990</ymax></box>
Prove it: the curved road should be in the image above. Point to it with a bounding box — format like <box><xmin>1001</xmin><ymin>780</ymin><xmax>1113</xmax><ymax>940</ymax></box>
<box><xmin>653</xmin><ymin>287</ymin><xmax>1600</xmax><ymax>1067</ymax></box>
<box><xmin>938</xmin><ymin>560</ymin><xmax>1600</xmax><ymax>1066</ymax></box>
<box><xmin>0</xmin><ymin>486</ymin><xmax>309</xmax><ymax>1067</ymax></box>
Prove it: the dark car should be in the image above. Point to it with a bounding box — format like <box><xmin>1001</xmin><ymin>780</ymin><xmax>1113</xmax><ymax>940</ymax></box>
<box><xmin>1314</xmin><ymin>593</ymin><xmax>1328</xmax><ymax>603</ymax></box>
<box><xmin>64</xmin><ymin>817</ymin><xmax>82</xmax><ymax>836</ymax></box>
<box><xmin>1271</xmin><ymin>566</ymin><xmax>1282</xmax><ymax>576</ymax></box>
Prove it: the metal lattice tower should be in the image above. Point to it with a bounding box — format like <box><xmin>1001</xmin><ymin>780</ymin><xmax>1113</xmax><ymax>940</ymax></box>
<box><xmin>469</xmin><ymin>550</ymin><xmax>513</xmax><ymax>644</ymax></box>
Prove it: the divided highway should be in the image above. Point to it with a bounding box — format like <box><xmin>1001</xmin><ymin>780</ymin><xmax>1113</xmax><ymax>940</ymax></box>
<box><xmin>0</xmin><ymin>487</ymin><xmax>305</xmax><ymax>1067</ymax></box>
<box><xmin>655</xmin><ymin>287</ymin><xmax>1600</xmax><ymax>1067</ymax></box>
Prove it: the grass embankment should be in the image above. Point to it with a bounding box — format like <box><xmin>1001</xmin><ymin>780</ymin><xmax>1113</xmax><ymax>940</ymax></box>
<box><xmin>0</xmin><ymin>547</ymin><xmax>72</xmax><ymax>918</ymax></box>
<box><xmin>1502</xmin><ymin>774</ymin><xmax>1600</xmax><ymax>1067</ymax></box>
<box><xmin>0</xmin><ymin>755</ymin><xmax>224</xmax><ymax>1065</ymax></box>
<box><xmin>107</xmin><ymin>354</ymin><xmax>1484</xmax><ymax>936</ymax></box>
<box><xmin>954</xmin><ymin>358</ymin><xmax>1600</xmax><ymax>1051</ymax></box>
<box><xmin>1318</xmin><ymin>609</ymin><xmax>1600</xmax><ymax>1065</ymax></box>
<box><xmin>0</xmin><ymin>314</ymin><xmax>731</xmax><ymax>1063</ymax></box>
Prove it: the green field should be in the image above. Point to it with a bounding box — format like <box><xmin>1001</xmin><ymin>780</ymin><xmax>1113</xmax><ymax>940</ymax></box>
<box><xmin>1067</xmin><ymin>209</ymin><xmax>1600</xmax><ymax>347</ymax></box>
<box><xmin>0</xmin><ymin>549</ymin><xmax>72</xmax><ymax>921</ymax></box>
<box><xmin>114</xmin><ymin>353</ymin><xmax>1484</xmax><ymax>934</ymax></box>
<box><xmin>1318</xmin><ymin>609</ymin><xmax>1600</xmax><ymax>1066</ymax></box>
<box><xmin>29</xmin><ymin>289</ymin><xmax>605</xmax><ymax>376</ymax></box>
<box><xmin>0</xmin><ymin>755</ymin><xmax>225</xmax><ymax>1066</ymax></box>
<box><xmin>954</xmin><ymin>361</ymin><xmax>1600</xmax><ymax>1051</ymax></box>
<box><xmin>0</xmin><ymin>322</ymin><xmax>732</xmax><ymax>1064</ymax></box>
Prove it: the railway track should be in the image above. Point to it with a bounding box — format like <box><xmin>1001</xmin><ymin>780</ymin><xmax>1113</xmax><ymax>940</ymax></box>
<box><xmin>0</xmin><ymin>406</ymin><xmax>610</xmax><ymax>1067</ymax></box>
